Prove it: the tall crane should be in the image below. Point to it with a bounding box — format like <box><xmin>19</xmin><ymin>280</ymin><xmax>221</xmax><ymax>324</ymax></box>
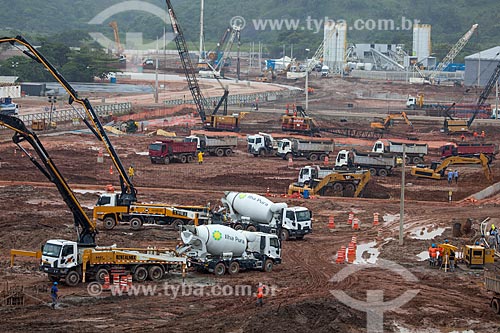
<box><xmin>164</xmin><ymin>0</ymin><xmax>241</xmax><ymax>131</ymax></box>
<box><xmin>108</xmin><ymin>21</ymin><xmax>124</xmax><ymax>56</ymax></box>
<box><xmin>428</xmin><ymin>24</ymin><xmax>478</xmax><ymax>84</ymax></box>
<box><xmin>200</xmin><ymin>25</ymin><xmax>241</xmax><ymax>78</ymax></box>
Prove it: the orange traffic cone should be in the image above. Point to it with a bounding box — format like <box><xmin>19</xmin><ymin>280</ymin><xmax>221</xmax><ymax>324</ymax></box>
<box><xmin>347</xmin><ymin>243</ymin><xmax>356</xmax><ymax>263</ymax></box>
<box><xmin>328</xmin><ymin>215</ymin><xmax>336</xmax><ymax>230</ymax></box>
<box><xmin>288</xmin><ymin>156</ymin><xmax>293</xmax><ymax>168</ymax></box>
<box><xmin>120</xmin><ymin>275</ymin><xmax>128</xmax><ymax>292</ymax></box>
<box><xmin>109</xmin><ymin>165</ymin><xmax>113</xmax><ymax>175</ymax></box>
<box><xmin>352</xmin><ymin>218</ymin><xmax>360</xmax><ymax>230</ymax></box>
<box><xmin>102</xmin><ymin>274</ymin><xmax>110</xmax><ymax>291</ymax></box>
<box><xmin>348</xmin><ymin>212</ymin><xmax>354</xmax><ymax>225</ymax></box>
<box><xmin>373</xmin><ymin>212</ymin><xmax>380</xmax><ymax>226</ymax></box>
<box><xmin>351</xmin><ymin>236</ymin><xmax>357</xmax><ymax>249</ymax></box>
<box><xmin>336</xmin><ymin>246</ymin><xmax>346</xmax><ymax>264</ymax></box>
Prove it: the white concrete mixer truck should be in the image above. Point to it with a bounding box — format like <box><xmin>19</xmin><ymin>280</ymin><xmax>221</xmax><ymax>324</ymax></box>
<box><xmin>179</xmin><ymin>224</ymin><xmax>281</xmax><ymax>276</ymax></box>
<box><xmin>217</xmin><ymin>192</ymin><xmax>312</xmax><ymax>241</ymax></box>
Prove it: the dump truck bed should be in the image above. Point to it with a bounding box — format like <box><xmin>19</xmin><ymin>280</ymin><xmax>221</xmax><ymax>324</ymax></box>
<box><xmin>485</xmin><ymin>270</ymin><xmax>500</xmax><ymax>294</ymax></box>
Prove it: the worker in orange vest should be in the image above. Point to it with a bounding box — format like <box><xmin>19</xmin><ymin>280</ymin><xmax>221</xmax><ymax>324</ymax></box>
<box><xmin>473</xmin><ymin>131</ymin><xmax>478</xmax><ymax>140</ymax></box>
<box><xmin>428</xmin><ymin>244</ymin><xmax>438</xmax><ymax>267</ymax></box>
<box><xmin>256</xmin><ymin>283</ymin><xmax>266</xmax><ymax>307</ymax></box>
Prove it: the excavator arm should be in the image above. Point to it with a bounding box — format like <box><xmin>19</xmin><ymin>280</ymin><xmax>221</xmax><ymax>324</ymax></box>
<box><xmin>0</xmin><ymin>114</ymin><xmax>97</xmax><ymax>245</ymax></box>
<box><xmin>0</xmin><ymin>36</ymin><xmax>137</xmax><ymax>206</ymax></box>
<box><xmin>412</xmin><ymin>153</ymin><xmax>492</xmax><ymax>181</ymax></box>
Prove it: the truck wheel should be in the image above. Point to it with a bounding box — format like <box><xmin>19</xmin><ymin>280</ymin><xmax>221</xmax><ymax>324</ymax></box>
<box><xmin>130</xmin><ymin>217</ymin><xmax>143</xmax><ymax>230</ymax></box>
<box><xmin>103</xmin><ymin>217</ymin><xmax>116</xmax><ymax>230</ymax></box>
<box><xmin>164</xmin><ymin>156</ymin><xmax>170</xmax><ymax>164</ymax></box>
<box><xmin>412</xmin><ymin>156</ymin><xmax>423</xmax><ymax>164</ymax></box>
<box><xmin>171</xmin><ymin>219</ymin><xmax>184</xmax><ymax>229</ymax></box>
<box><xmin>344</xmin><ymin>183</ymin><xmax>355</xmax><ymax>193</ymax></box>
<box><xmin>216</xmin><ymin>148</ymin><xmax>224</xmax><ymax>157</ymax></box>
<box><xmin>369</xmin><ymin>168</ymin><xmax>377</xmax><ymax>176</ymax></box>
<box><xmin>133</xmin><ymin>266</ymin><xmax>148</xmax><ymax>282</ymax></box>
<box><xmin>309</xmin><ymin>153</ymin><xmax>318</xmax><ymax>161</ymax></box>
<box><xmin>148</xmin><ymin>265</ymin><xmax>164</xmax><ymax>281</ymax></box>
<box><xmin>151</xmin><ymin>158</ymin><xmax>156</xmax><ymax>164</ymax></box>
<box><xmin>187</xmin><ymin>155</ymin><xmax>194</xmax><ymax>163</ymax></box>
<box><xmin>228</xmin><ymin>261</ymin><xmax>240</xmax><ymax>275</ymax></box>
<box><xmin>378</xmin><ymin>169</ymin><xmax>388</xmax><ymax>177</ymax></box>
<box><xmin>95</xmin><ymin>268</ymin><xmax>109</xmax><ymax>283</ymax></box>
<box><xmin>492</xmin><ymin>298</ymin><xmax>500</xmax><ymax>314</ymax></box>
<box><xmin>180</xmin><ymin>155</ymin><xmax>188</xmax><ymax>163</ymax></box>
<box><xmin>214</xmin><ymin>262</ymin><xmax>226</xmax><ymax>276</ymax></box>
<box><xmin>246</xmin><ymin>225</ymin><xmax>257</xmax><ymax>232</ymax></box>
<box><xmin>320</xmin><ymin>154</ymin><xmax>327</xmax><ymax>162</ymax></box>
<box><xmin>224</xmin><ymin>148</ymin><xmax>233</xmax><ymax>156</ymax></box>
<box><xmin>233</xmin><ymin>223</ymin><xmax>244</xmax><ymax>230</ymax></box>
<box><xmin>65</xmin><ymin>270</ymin><xmax>81</xmax><ymax>287</ymax></box>
<box><xmin>263</xmin><ymin>259</ymin><xmax>273</xmax><ymax>273</ymax></box>
<box><xmin>259</xmin><ymin>149</ymin><xmax>266</xmax><ymax>157</ymax></box>
<box><xmin>285</xmin><ymin>153</ymin><xmax>292</xmax><ymax>161</ymax></box>
<box><xmin>333</xmin><ymin>183</ymin><xmax>343</xmax><ymax>192</ymax></box>
<box><xmin>280</xmin><ymin>229</ymin><xmax>290</xmax><ymax>241</ymax></box>
<box><xmin>404</xmin><ymin>156</ymin><xmax>411</xmax><ymax>164</ymax></box>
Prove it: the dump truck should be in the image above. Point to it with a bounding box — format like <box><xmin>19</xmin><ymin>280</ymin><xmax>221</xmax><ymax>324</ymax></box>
<box><xmin>277</xmin><ymin>138</ymin><xmax>335</xmax><ymax>161</ymax></box>
<box><xmin>335</xmin><ymin>149</ymin><xmax>397</xmax><ymax>176</ymax></box>
<box><xmin>217</xmin><ymin>191</ymin><xmax>312</xmax><ymax>241</ymax></box>
<box><xmin>94</xmin><ymin>189</ymin><xmax>211</xmax><ymax>230</ymax></box>
<box><xmin>485</xmin><ymin>269</ymin><xmax>500</xmax><ymax>314</ymax></box>
<box><xmin>440</xmin><ymin>142</ymin><xmax>497</xmax><ymax>162</ymax></box>
<box><xmin>178</xmin><ymin>224</ymin><xmax>281</xmax><ymax>276</ymax></box>
<box><xmin>247</xmin><ymin>132</ymin><xmax>277</xmax><ymax>157</ymax></box>
<box><xmin>372</xmin><ymin>140</ymin><xmax>428</xmax><ymax>164</ymax></box>
<box><xmin>41</xmin><ymin>240</ymin><xmax>187</xmax><ymax>285</ymax></box>
<box><xmin>289</xmin><ymin>169</ymin><xmax>371</xmax><ymax>198</ymax></box>
<box><xmin>184</xmin><ymin>134</ymin><xmax>238</xmax><ymax>157</ymax></box>
<box><xmin>148</xmin><ymin>140</ymin><xmax>197</xmax><ymax>164</ymax></box>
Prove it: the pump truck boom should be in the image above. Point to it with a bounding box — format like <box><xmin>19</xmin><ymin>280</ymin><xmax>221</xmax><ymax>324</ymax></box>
<box><xmin>0</xmin><ymin>36</ymin><xmax>209</xmax><ymax>230</ymax></box>
<box><xmin>0</xmin><ymin>114</ymin><xmax>186</xmax><ymax>286</ymax></box>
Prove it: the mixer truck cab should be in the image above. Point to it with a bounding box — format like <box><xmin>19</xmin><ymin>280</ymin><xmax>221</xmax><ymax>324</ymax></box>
<box><xmin>221</xmin><ymin>192</ymin><xmax>312</xmax><ymax>241</ymax></box>
<box><xmin>41</xmin><ymin>239</ymin><xmax>80</xmax><ymax>283</ymax></box>
<box><xmin>180</xmin><ymin>225</ymin><xmax>281</xmax><ymax>276</ymax></box>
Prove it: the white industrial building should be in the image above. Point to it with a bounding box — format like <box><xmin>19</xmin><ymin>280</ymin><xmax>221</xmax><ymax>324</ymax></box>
<box><xmin>464</xmin><ymin>46</ymin><xmax>500</xmax><ymax>87</ymax></box>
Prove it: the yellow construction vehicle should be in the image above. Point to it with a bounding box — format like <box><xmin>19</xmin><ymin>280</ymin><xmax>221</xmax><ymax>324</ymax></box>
<box><xmin>410</xmin><ymin>153</ymin><xmax>492</xmax><ymax>181</ymax></box>
<box><xmin>463</xmin><ymin>245</ymin><xmax>495</xmax><ymax>268</ymax></box>
<box><xmin>288</xmin><ymin>169</ymin><xmax>371</xmax><ymax>197</ymax></box>
<box><xmin>370</xmin><ymin>112</ymin><xmax>413</xmax><ymax>131</ymax></box>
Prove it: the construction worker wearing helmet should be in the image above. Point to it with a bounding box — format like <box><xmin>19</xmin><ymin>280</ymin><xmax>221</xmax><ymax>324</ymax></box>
<box><xmin>428</xmin><ymin>244</ymin><xmax>438</xmax><ymax>267</ymax></box>
<box><xmin>51</xmin><ymin>281</ymin><xmax>59</xmax><ymax>309</ymax></box>
<box><xmin>489</xmin><ymin>224</ymin><xmax>499</xmax><ymax>250</ymax></box>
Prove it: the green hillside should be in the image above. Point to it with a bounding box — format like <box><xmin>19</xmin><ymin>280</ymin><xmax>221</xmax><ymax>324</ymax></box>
<box><xmin>1</xmin><ymin>0</ymin><xmax>498</xmax><ymax>60</ymax></box>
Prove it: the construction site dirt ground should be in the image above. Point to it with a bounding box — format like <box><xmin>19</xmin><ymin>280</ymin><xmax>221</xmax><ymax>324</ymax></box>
<box><xmin>0</xmin><ymin>76</ymin><xmax>500</xmax><ymax>332</ymax></box>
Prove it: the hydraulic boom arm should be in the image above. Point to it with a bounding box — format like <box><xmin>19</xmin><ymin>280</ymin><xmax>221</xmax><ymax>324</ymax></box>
<box><xmin>0</xmin><ymin>114</ymin><xmax>97</xmax><ymax>245</ymax></box>
<box><xmin>0</xmin><ymin>36</ymin><xmax>137</xmax><ymax>206</ymax></box>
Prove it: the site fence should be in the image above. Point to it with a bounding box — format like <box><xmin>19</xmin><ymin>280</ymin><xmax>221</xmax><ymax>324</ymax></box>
<box><xmin>350</xmin><ymin>70</ymin><xmax>464</xmax><ymax>82</ymax></box>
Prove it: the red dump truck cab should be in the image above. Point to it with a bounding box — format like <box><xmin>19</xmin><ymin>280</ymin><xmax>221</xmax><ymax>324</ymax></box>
<box><xmin>440</xmin><ymin>142</ymin><xmax>498</xmax><ymax>161</ymax></box>
<box><xmin>148</xmin><ymin>140</ymin><xmax>197</xmax><ymax>164</ymax></box>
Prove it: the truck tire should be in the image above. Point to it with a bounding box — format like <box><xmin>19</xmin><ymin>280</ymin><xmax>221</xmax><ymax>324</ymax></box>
<box><xmin>263</xmin><ymin>259</ymin><xmax>273</xmax><ymax>273</ymax></box>
<box><xmin>164</xmin><ymin>156</ymin><xmax>170</xmax><ymax>164</ymax></box>
<box><xmin>228</xmin><ymin>261</ymin><xmax>240</xmax><ymax>275</ymax></box>
<box><xmin>224</xmin><ymin>148</ymin><xmax>233</xmax><ymax>156</ymax></box>
<box><xmin>215</xmin><ymin>148</ymin><xmax>224</xmax><ymax>157</ymax></box>
<box><xmin>187</xmin><ymin>155</ymin><xmax>194</xmax><ymax>163</ymax></box>
<box><xmin>65</xmin><ymin>270</ymin><xmax>81</xmax><ymax>287</ymax></box>
<box><xmin>320</xmin><ymin>154</ymin><xmax>327</xmax><ymax>162</ymax></box>
<box><xmin>180</xmin><ymin>155</ymin><xmax>188</xmax><ymax>163</ymax></box>
<box><xmin>246</xmin><ymin>225</ymin><xmax>257</xmax><ymax>232</ymax></box>
<box><xmin>280</xmin><ymin>229</ymin><xmax>290</xmax><ymax>241</ymax></box>
<box><xmin>233</xmin><ymin>223</ymin><xmax>244</xmax><ymax>230</ymax></box>
<box><xmin>405</xmin><ymin>156</ymin><xmax>411</xmax><ymax>164</ymax></box>
<box><xmin>492</xmin><ymin>298</ymin><xmax>500</xmax><ymax>314</ymax></box>
<box><xmin>259</xmin><ymin>149</ymin><xmax>266</xmax><ymax>157</ymax></box>
<box><xmin>171</xmin><ymin>219</ymin><xmax>184</xmax><ymax>230</ymax></box>
<box><xmin>95</xmin><ymin>268</ymin><xmax>110</xmax><ymax>283</ymax></box>
<box><xmin>369</xmin><ymin>168</ymin><xmax>377</xmax><ymax>176</ymax></box>
<box><xmin>285</xmin><ymin>153</ymin><xmax>292</xmax><ymax>161</ymax></box>
<box><xmin>133</xmin><ymin>266</ymin><xmax>148</xmax><ymax>282</ymax></box>
<box><xmin>148</xmin><ymin>265</ymin><xmax>164</xmax><ymax>281</ymax></box>
<box><xmin>309</xmin><ymin>153</ymin><xmax>318</xmax><ymax>161</ymax></box>
<box><xmin>214</xmin><ymin>262</ymin><xmax>226</xmax><ymax>276</ymax></box>
<box><xmin>344</xmin><ymin>183</ymin><xmax>356</xmax><ymax>193</ymax></box>
<box><xmin>378</xmin><ymin>169</ymin><xmax>388</xmax><ymax>177</ymax></box>
<box><xmin>130</xmin><ymin>217</ymin><xmax>143</xmax><ymax>230</ymax></box>
<box><xmin>103</xmin><ymin>217</ymin><xmax>116</xmax><ymax>230</ymax></box>
<box><xmin>412</xmin><ymin>156</ymin><xmax>423</xmax><ymax>164</ymax></box>
<box><xmin>333</xmin><ymin>183</ymin><xmax>343</xmax><ymax>192</ymax></box>
<box><xmin>151</xmin><ymin>158</ymin><xmax>156</xmax><ymax>164</ymax></box>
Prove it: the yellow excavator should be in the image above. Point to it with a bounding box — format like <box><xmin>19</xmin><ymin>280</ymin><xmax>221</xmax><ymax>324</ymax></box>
<box><xmin>288</xmin><ymin>169</ymin><xmax>371</xmax><ymax>197</ymax></box>
<box><xmin>410</xmin><ymin>153</ymin><xmax>492</xmax><ymax>181</ymax></box>
<box><xmin>370</xmin><ymin>112</ymin><xmax>413</xmax><ymax>131</ymax></box>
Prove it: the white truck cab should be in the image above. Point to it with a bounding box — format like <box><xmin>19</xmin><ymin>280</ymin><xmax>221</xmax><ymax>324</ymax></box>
<box><xmin>247</xmin><ymin>132</ymin><xmax>275</xmax><ymax>156</ymax></box>
<box><xmin>277</xmin><ymin>138</ymin><xmax>292</xmax><ymax>157</ymax></box>
<box><xmin>41</xmin><ymin>239</ymin><xmax>80</xmax><ymax>278</ymax></box>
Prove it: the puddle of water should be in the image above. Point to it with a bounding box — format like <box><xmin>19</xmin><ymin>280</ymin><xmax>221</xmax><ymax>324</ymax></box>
<box><xmin>409</xmin><ymin>226</ymin><xmax>446</xmax><ymax>240</ymax></box>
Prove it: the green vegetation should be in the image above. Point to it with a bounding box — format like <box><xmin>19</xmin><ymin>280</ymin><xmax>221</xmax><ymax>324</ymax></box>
<box><xmin>0</xmin><ymin>0</ymin><xmax>497</xmax><ymax>64</ymax></box>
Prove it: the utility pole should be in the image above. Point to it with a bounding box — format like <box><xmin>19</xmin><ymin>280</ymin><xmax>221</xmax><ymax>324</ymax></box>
<box><xmin>496</xmin><ymin>78</ymin><xmax>498</xmax><ymax>120</ymax></box>
<box><xmin>399</xmin><ymin>144</ymin><xmax>405</xmax><ymax>245</ymax></box>
<box><xmin>305</xmin><ymin>48</ymin><xmax>310</xmax><ymax>110</ymax></box>
<box><xmin>258</xmin><ymin>42</ymin><xmax>262</xmax><ymax>74</ymax></box>
<box><xmin>199</xmin><ymin>0</ymin><xmax>204</xmax><ymax>63</ymax></box>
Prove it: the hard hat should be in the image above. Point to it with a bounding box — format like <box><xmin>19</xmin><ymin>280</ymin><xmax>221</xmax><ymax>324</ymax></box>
<box><xmin>53</xmin><ymin>282</ymin><xmax>58</xmax><ymax>285</ymax></box>
<box><xmin>475</xmin><ymin>241</ymin><xmax>480</xmax><ymax>245</ymax></box>
<box><xmin>444</xmin><ymin>239</ymin><xmax>449</xmax><ymax>243</ymax></box>
<box><xmin>432</xmin><ymin>243</ymin><xmax>436</xmax><ymax>248</ymax></box>
<box><xmin>492</xmin><ymin>224</ymin><xmax>496</xmax><ymax>229</ymax></box>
